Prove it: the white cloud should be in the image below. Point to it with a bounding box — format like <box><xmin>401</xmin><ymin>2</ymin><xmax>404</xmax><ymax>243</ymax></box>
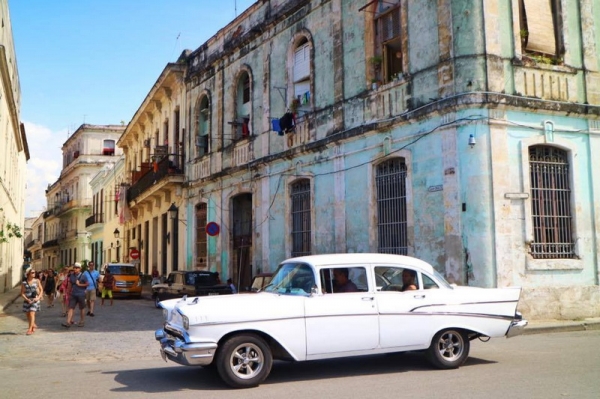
<box><xmin>24</xmin><ymin>121</ymin><xmax>65</xmax><ymax>217</ymax></box>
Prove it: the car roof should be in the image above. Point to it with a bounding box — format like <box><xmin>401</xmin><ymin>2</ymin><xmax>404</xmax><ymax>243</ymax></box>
<box><xmin>281</xmin><ymin>253</ymin><xmax>436</xmax><ymax>275</ymax></box>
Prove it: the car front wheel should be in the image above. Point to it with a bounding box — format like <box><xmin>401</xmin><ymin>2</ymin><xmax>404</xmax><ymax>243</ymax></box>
<box><xmin>427</xmin><ymin>328</ymin><xmax>470</xmax><ymax>369</ymax></box>
<box><xmin>216</xmin><ymin>334</ymin><xmax>273</xmax><ymax>389</ymax></box>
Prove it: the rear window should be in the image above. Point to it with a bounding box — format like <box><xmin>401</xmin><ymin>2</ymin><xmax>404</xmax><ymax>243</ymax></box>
<box><xmin>107</xmin><ymin>266</ymin><xmax>138</xmax><ymax>276</ymax></box>
<box><xmin>190</xmin><ymin>273</ymin><xmax>219</xmax><ymax>286</ymax></box>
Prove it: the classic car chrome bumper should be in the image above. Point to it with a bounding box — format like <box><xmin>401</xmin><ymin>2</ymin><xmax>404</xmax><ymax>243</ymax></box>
<box><xmin>155</xmin><ymin>328</ymin><xmax>217</xmax><ymax>366</ymax></box>
<box><xmin>506</xmin><ymin>319</ymin><xmax>528</xmax><ymax>338</ymax></box>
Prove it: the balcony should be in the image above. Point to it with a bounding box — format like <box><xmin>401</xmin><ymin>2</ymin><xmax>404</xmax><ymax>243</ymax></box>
<box><xmin>128</xmin><ymin>154</ymin><xmax>184</xmax><ymax>203</ymax></box>
<box><xmin>85</xmin><ymin>214</ymin><xmax>104</xmax><ymax>228</ymax></box>
<box><xmin>42</xmin><ymin>239</ymin><xmax>58</xmax><ymax>249</ymax></box>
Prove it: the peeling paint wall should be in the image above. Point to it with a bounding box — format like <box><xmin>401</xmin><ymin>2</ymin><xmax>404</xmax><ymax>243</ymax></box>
<box><xmin>173</xmin><ymin>0</ymin><xmax>600</xmax><ymax>318</ymax></box>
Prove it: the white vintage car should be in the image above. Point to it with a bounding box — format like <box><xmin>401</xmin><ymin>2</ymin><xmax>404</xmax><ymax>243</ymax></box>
<box><xmin>155</xmin><ymin>254</ymin><xmax>527</xmax><ymax>388</ymax></box>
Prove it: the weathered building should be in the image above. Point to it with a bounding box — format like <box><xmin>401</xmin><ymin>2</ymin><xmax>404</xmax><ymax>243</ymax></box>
<box><xmin>118</xmin><ymin>61</ymin><xmax>186</xmax><ymax>276</ymax></box>
<box><xmin>42</xmin><ymin>124</ymin><xmax>125</xmax><ymax>268</ymax></box>
<box><xmin>0</xmin><ymin>0</ymin><xmax>28</xmax><ymax>292</ymax></box>
<box><xmin>120</xmin><ymin>0</ymin><xmax>599</xmax><ymax>319</ymax></box>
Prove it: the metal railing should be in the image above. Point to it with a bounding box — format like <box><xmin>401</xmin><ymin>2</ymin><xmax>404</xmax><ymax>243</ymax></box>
<box><xmin>128</xmin><ymin>155</ymin><xmax>184</xmax><ymax>202</ymax></box>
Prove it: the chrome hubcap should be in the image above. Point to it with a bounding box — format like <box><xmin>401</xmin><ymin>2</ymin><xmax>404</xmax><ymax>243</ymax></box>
<box><xmin>230</xmin><ymin>343</ymin><xmax>263</xmax><ymax>379</ymax></box>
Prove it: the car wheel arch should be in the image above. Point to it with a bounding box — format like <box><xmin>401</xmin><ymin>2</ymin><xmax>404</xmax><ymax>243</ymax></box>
<box><xmin>216</xmin><ymin>329</ymin><xmax>295</xmax><ymax>362</ymax></box>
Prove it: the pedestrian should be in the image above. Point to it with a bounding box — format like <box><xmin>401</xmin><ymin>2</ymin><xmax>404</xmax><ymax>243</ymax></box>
<box><xmin>21</xmin><ymin>267</ymin><xmax>42</xmax><ymax>335</ymax></box>
<box><xmin>62</xmin><ymin>262</ymin><xmax>89</xmax><ymax>328</ymax></box>
<box><xmin>43</xmin><ymin>269</ymin><xmax>56</xmax><ymax>307</ymax></box>
<box><xmin>84</xmin><ymin>262</ymin><xmax>100</xmax><ymax>317</ymax></box>
<box><xmin>59</xmin><ymin>267</ymin><xmax>72</xmax><ymax>317</ymax></box>
<box><xmin>151</xmin><ymin>267</ymin><xmax>160</xmax><ymax>286</ymax></box>
<box><xmin>227</xmin><ymin>278</ymin><xmax>237</xmax><ymax>294</ymax></box>
<box><xmin>101</xmin><ymin>268</ymin><xmax>115</xmax><ymax>306</ymax></box>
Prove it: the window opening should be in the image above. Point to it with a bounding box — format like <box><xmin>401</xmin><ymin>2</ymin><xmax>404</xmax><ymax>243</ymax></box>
<box><xmin>529</xmin><ymin>145</ymin><xmax>574</xmax><ymax>259</ymax></box>
<box><xmin>376</xmin><ymin>158</ymin><xmax>407</xmax><ymax>255</ymax></box>
<box><xmin>519</xmin><ymin>0</ymin><xmax>564</xmax><ymax>62</ymax></box>
<box><xmin>291</xmin><ymin>179</ymin><xmax>311</xmax><ymax>257</ymax></box>
<box><xmin>195</xmin><ymin>203</ymin><xmax>207</xmax><ymax>269</ymax></box>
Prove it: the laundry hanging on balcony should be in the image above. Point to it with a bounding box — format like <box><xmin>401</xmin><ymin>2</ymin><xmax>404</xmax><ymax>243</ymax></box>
<box><xmin>280</xmin><ymin>112</ymin><xmax>296</xmax><ymax>134</ymax></box>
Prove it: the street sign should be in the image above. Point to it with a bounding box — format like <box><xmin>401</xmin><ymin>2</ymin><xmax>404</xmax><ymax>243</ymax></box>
<box><xmin>130</xmin><ymin>249</ymin><xmax>140</xmax><ymax>259</ymax></box>
<box><xmin>206</xmin><ymin>222</ymin><xmax>220</xmax><ymax>236</ymax></box>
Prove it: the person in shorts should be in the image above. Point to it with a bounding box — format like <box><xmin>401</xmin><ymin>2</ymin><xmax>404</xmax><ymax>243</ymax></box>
<box><xmin>84</xmin><ymin>262</ymin><xmax>100</xmax><ymax>317</ymax></box>
<box><xmin>62</xmin><ymin>262</ymin><xmax>88</xmax><ymax>328</ymax></box>
<box><xmin>101</xmin><ymin>268</ymin><xmax>115</xmax><ymax>306</ymax></box>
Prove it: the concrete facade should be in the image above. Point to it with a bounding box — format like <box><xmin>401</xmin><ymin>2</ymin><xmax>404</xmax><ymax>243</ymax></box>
<box><xmin>42</xmin><ymin>124</ymin><xmax>125</xmax><ymax>270</ymax></box>
<box><xmin>117</xmin><ymin>62</ymin><xmax>186</xmax><ymax>277</ymax></box>
<box><xmin>117</xmin><ymin>0</ymin><xmax>599</xmax><ymax>319</ymax></box>
<box><xmin>0</xmin><ymin>0</ymin><xmax>28</xmax><ymax>292</ymax></box>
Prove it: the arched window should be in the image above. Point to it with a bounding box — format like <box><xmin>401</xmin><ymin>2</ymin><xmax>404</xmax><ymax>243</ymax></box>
<box><xmin>290</xmin><ymin>179</ymin><xmax>311</xmax><ymax>257</ymax></box>
<box><xmin>292</xmin><ymin>37</ymin><xmax>311</xmax><ymax>112</ymax></box>
<box><xmin>234</xmin><ymin>71</ymin><xmax>251</xmax><ymax>140</ymax></box>
<box><xmin>195</xmin><ymin>95</ymin><xmax>210</xmax><ymax>156</ymax></box>
<box><xmin>376</xmin><ymin>158</ymin><xmax>407</xmax><ymax>255</ymax></box>
<box><xmin>529</xmin><ymin>145</ymin><xmax>574</xmax><ymax>258</ymax></box>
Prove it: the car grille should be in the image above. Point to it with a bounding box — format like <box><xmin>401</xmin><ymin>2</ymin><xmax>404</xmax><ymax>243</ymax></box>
<box><xmin>115</xmin><ymin>281</ymin><xmax>134</xmax><ymax>288</ymax></box>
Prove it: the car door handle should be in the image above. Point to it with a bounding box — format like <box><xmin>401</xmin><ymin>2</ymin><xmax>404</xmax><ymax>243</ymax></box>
<box><xmin>362</xmin><ymin>297</ymin><xmax>374</xmax><ymax>301</ymax></box>
<box><xmin>413</xmin><ymin>295</ymin><xmax>425</xmax><ymax>299</ymax></box>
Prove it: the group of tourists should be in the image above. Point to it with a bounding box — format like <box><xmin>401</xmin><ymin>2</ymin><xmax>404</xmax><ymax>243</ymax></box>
<box><xmin>20</xmin><ymin>261</ymin><xmax>116</xmax><ymax>335</ymax></box>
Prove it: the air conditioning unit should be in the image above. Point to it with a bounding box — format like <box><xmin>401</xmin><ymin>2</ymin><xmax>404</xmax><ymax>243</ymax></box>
<box><xmin>143</xmin><ymin>139</ymin><xmax>151</xmax><ymax>148</ymax></box>
<box><xmin>196</xmin><ymin>135</ymin><xmax>208</xmax><ymax>148</ymax></box>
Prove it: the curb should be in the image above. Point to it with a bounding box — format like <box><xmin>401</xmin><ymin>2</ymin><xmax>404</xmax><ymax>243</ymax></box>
<box><xmin>523</xmin><ymin>320</ymin><xmax>600</xmax><ymax>335</ymax></box>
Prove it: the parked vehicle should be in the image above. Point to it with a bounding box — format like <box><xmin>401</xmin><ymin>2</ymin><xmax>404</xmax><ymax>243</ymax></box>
<box><xmin>152</xmin><ymin>270</ymin><xmax>233</xmax><ymax>308</ymax></box>
<box><xmin>99</xmin><ymin>263</ymin><xmax>142</xmax><ymax>298</ymax></box>
<box><xmin>155</xmin><ymin>253</ymin><xmax>527</xmax><ymax>388</ymax></box>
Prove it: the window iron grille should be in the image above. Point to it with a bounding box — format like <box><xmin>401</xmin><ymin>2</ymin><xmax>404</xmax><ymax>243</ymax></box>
<box><xmin>291</xmin><ymin>179</ymin><xmax>311</xmax><ymax>257</ymax></box>
<box><xmin>529</xmin><ymin>146</ymin><xmax>575</xmax><ymax>259</ymax></box>
<box><xmin>376</xmin><ymin>158</ymin><xmax>408</xmax><ymax>255</ymax></box>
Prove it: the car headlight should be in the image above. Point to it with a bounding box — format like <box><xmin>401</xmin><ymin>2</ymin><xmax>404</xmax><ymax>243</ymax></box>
<box><xmin>162</xmin><ymin>308</ymin><xmax>169</xmax><ymax>321</ymax></box>
<box><xmin>137</xmin><ymin>279</ymin><xmax>142</xmax><ymax>287</ymax></box>
<box><xmin>182</xmin><ymin>315</ymin><xmax>189</xmax><ymax>330</ymax></box>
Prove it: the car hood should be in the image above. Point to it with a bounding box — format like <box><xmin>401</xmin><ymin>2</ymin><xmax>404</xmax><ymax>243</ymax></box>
<box><xmin>161</xmin><ymin>292</ymin><xmax>305</xmax><ymax>326</ymax></box>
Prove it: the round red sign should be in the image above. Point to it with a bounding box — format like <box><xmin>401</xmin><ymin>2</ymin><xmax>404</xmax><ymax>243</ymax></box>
<box><xmin>130</xmin><ymin>249</ymin><xmax>140</xmax><ymax>259</ymax></box>
<box><xmin>206</xmin><ymin>222</ymin><xmax>220</xmax><ymax>236</ymax></box>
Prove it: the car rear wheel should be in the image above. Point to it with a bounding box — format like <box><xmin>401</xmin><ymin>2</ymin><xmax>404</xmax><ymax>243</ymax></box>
<box><xmin>154</xmin><ymin>294</ymin><xmax>162</xmax><ymax>308</ymax></box>
<box><xmin>216</xmin><ymin>334</ymin><xmax>272</xmax><ymax>389</ymax></box>
<box><xmin>427</xmin><ymin>328</ymin><xmax>470</xmax><ymax>369</ymax></box>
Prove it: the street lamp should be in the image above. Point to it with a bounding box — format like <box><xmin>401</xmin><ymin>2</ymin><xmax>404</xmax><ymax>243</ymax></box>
<box><xmin>114</xmin><ymin>228</ymin><xmax>120</xmax><ymax>239</ymax></box>
<box><xmin>168</xmin><ymin>203</ymin><xmax>178</xmax><ymax>221</ymax></box>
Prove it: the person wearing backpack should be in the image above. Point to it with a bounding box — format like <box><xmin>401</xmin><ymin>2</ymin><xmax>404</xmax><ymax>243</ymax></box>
<box><xmin>84</xmin><ymin>262</ymin><xmax>100</xmax><ymax>317</ymax></box>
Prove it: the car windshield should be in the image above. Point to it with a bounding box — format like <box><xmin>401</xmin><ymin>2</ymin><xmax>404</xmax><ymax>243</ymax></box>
<box><xmin>107</xmin><ymin>266</ymin><xmax>138</xmax><ymax>275</ymax></box>
<box><xmin>432</xmin><ymin>269</ymin><xmax>452</xmax><ymax>289</ymax></box>
<box><xmin>263</xmin><ymin>263</ymin><xmax>315</xmax><ymax>296</ymax></box>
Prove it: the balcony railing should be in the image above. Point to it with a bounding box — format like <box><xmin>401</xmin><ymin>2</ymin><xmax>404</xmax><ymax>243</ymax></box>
<box><xmin>128</xmin><ymin>155</ymin><xmax>184</xmax><ymax>203</ymax></box>
<box><xmin>41</xmin><ymin>239</ymin><xmax>58</xmax><ymax>249</ymax></box>
<box><xmin>85</xmin><ymin>214</ymin><xmax>104</xmax><ymax>228</ymax></box>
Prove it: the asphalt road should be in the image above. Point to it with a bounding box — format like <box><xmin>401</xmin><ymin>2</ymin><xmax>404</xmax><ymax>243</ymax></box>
<box><xmin>1</xmin><ymin>296</ymin><xmax>599</xmax><ymax>399</ymax></box>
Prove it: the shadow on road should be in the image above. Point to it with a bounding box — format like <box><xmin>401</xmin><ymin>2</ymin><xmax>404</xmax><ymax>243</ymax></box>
<box><xmin>106</xmin><ymin>352</ymin><xmax>497</xmax><ymax>393</ymax></box>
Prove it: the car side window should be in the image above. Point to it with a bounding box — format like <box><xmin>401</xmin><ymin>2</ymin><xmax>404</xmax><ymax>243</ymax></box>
<box><xmin>321</xmin><ymin>267</ymin><xmax>367</xmax><ymax>293</ymax></box>
<box><xmin>375</xmin><ymin>266</ymin><xmax>419</xmax><ymax>292</ymax></box>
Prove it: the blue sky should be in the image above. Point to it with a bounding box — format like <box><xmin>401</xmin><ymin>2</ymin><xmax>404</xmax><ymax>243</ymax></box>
<box><xmin>9</xmin><ymin>0</ymin><xmax>255</xmax><ymax>216</ymax></box>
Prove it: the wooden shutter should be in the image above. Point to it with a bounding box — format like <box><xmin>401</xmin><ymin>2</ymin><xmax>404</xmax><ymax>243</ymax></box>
<box><xmin>523</xmin><ymin>0</ymin><xmax>556</xmax><ymax>55</ymax></box>
<box><xmin>293</xmin><ymin>43</ymin><xmax>310</xmax><ymax>82</ymax></box>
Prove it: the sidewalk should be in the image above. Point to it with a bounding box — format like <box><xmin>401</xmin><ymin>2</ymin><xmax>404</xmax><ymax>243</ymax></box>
<box><xmin>1</xmin><ymin>284</ymin><xmax>599</xmax><ymax>334</ymax></box>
